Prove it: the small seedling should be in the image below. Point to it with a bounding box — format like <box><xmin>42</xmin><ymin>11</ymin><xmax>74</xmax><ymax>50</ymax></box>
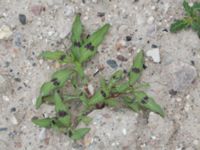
<box><xmin>170</xmin><ymin>0</ymin><xmax>200</xmax><ymax>37</ymax></box>
<box><xmin>33</xmin><ymin>14</ymin><xmax>164</xmax><ymax>140</ymax></box>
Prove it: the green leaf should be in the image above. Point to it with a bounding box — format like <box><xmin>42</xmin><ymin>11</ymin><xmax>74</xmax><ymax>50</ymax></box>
<box><xmin>78</xmin><ymin>116</ymin><xmax>92</xmax><ymax>125</ymax></box>
<box><xmin>54</xmin><ymin>92</ymin><xmax>71</xmax><ymax>127</ymax></box>
<box><xmin>170</xmin><ymin>19</ymin><xmax>189</xmax><ymax>33</ymax></box>
<box><xmin>51</xmin><ymin>69</ymin><xmax>72</xmax><ymax>87</ymax></box>
<box><xmin>36</xmin><ymin>69</ymin><xmax>72</xmax><ymax>109</ymax></box>
<box><xmin>71</xmin><ymin>128</ymin><xmax>90</xmax><ymax>140</ymax></box>
<box><xmin>71</xmin><ymin>14</ymin><xmax>83</xmax><ymax>61</ymax></box>
<box><xmin>32</xmin><ymin>118</ymin><xmax>52</xmax><ymax>128</ymax></box>
<box><xmin>123</xmin><ymin>96</ymin><xmax>141</xmax><ymax>112</ymax></box>
<box><xmin>35</xmin><ymin>82</ymin><xmax>55</xmax><ymax>109</ymax></box>
<box><xmin>54</xmin><ymin>92</ymin><xmax>69</xmax><ymax>113</ymax></box>
<box><xmin>88</xmin><ymin>90</ymin><xmax>106</xmax><ymax>105</ymax></box>
<box><xmin>183</xmin><ymin>0</ymin><xmax>193</xmax><ymax>16</ymax></box>
<box><xmin>191</xmin><ymin>21</ymin><xmax>200</xmax><ymax>31</ymax></box>
<box><xmin>192</xmin><ymin>2</ymin><xmax>200</xmax><ymax>11</ymax></box>
<box><xmin>105</xmin><ymin>98</ymin><xmax>118</xmax><ymax>107</ymax></box>
<box><xmin>128</xmin><ymin>50</ymin><xmax>144</xmax><ymax>85</ymax></box>
<box><xmin>79</xmin><ymin>24</ymin><xmax>110</xmax><ymax>63</ymax></box>
<box><xmin>108</xmin><ymin>70</ymin><xmax>124</xmax><ymax>89</ymax></box>
<box><xmin>112</xmin><ymin>82</ymin><xmax>129</xmax><ymax>93</ymax></box>
<box><xmin>134</xmin><ymin>92</ymin><xmax>165</xmax><ymax>117</ymax></box>
<box><xmin>40</xmin><ymin>51</ymin><xmax>70</xmax><ymax>64</ymax></box>
<box><xmin>74</xmin><ymin>61</ymin><xmax>84</xmax><ymax>79</ymax></box>
<box><xmin>84</xmin><ymin>24</ymin><xmax>110</xmax><ymax>48</ymax></box>
<box><xmin>100</xmin><ymin>78</ymin><xmax>109</xmax><ymax>95</ymax></box>
<box><xmin>71</xmin><ymin>14</ymin><xmax>83</xmax><ymax>44</ymax></box>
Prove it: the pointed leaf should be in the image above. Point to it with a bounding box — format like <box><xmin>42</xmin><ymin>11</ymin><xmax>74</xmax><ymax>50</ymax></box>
<box><xmin>35</xmin><ymin>82</ymin><xmax>56</xmax><ymax>109</ymax></box>
<box><xmin>40</xmin><ymin>51</ymin><xmax>70</xmax><ymax>64</ymax></box>
<box><xmin>192</xmin><ymin>2</ymin><xmax>200</xmax><ymax>11</ymax></box>
<box><xmin>108</xmin><ymin>70</ymin><xmax>124</xmax><ymax>89</ymax></box>
<box><xmin>128</xmin><ymin>50</ymin><xmax>144</xmax><ymax>85</ymax></box>
<box><xmin>134</xmin><ymin>92</ymin><xmax>165</xmax><ymax>117</ymax></box>
<box><xmin>123</xmin><ymin>96</ymin><xmax>141</xmax><ymax>112</ymax></box>
<box><xmin>183</xmin><ymin>0</ymin><xmax>193</xmax><ymax>16</ymax></box>
<box><xmin>105</xmin><ymin>98</ymin><xmax>118</xmax><ymax>107</ymax></box>
<box><xmin>78</xmin><ymin>116</ymin><xmax>92</xmax><ymax>125</ymax></box>
<box><xmin>112</xmin><ymin>82</ymin><xmax>129</xmax><ymax>93</ymax></box>
<box><xmin>100</xmin><ymin>78</ymin><xmax>109</xmax><ymax>95</ymax></box>
<box><xmin>170</xmin><ymin>19</ymin><xmax>189</xmax><ymax>33</ymax></box>
<box><xmin>84</xmin><ymin>24</ymin><xmax>110</xmax><ymax>48</ymax></box>
<box><xmin>70</xmin><ymin>14</ymin><xmax>83</xmax><ymax>60</ymax></box>
<box><xmin>88</xmin><ymin>90</ymin><xmax>106</xmax><ymax>105</ymax></box>
<box><xmin>71</xmin><ymin>128</ymin><xmax>90</xmax><ymax>140</ymax></box>
<box><xmin>51</xmin><ymin>69</ymin><xmax>72</xmax><ymax>87</ymax></box>
<box><xmin>32</xmin><ymin>118</ymin><xmax>52</xmax><ymax>128</ymax></box>
<box><xmin>79</xmin><ymin>24</ymin><xmax>110</xmax><ymax>63</ymax></box>
<box><xmin>71</xmin><ymin>14</ymin><xmax>83</xmax><ymax>43</ymax></box>
<box><xmin>54</xmin><ymin>92</ymin><xmax>69</xmax><ymax>113</ymax></box>
<box><xmin>54</xmin><ymin>92</ymin><xmax>71</xmax><ymax>127</ymax></box>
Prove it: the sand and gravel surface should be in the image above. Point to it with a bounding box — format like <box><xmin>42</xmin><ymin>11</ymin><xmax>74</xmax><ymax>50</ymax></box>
<box><xmin>0</xmin><ymin>0</ymin><xmax>200</xmax><ymax>150</ymax></box>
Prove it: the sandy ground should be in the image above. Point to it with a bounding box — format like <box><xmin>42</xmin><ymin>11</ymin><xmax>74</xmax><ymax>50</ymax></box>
<box><xmin>0</xmin><ymin>0</ymin><xmax>200</xmax><ymax>150</ymax></box>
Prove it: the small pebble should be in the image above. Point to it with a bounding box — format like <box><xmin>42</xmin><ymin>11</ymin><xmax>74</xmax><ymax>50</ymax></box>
<box><xmin>116</xmin><ymin>55</ymin><xmax>128</xmax><ymax>62</ymax></box>
<box><xmin>39</xmin><ymin>128</ymin><xmax>46</xmax><ymax>141</ymax></box>
<box><xmin>146</xmin><ymin>48</ymin><xmax>160</xmax><ymax>63</ymax></box>
<box><xmin>97</xmin><ymin>12</ymin><xmax>105</xmax><ymax>17</ymax></box>
<box><xmin>151</xmin><ymin>44</ymin><xmax>158</xmax><ymax>48</ymax></box>
<box><xmin>19</xmin><ymin>14</ymin><xmax>27</xmax><ymax>25</ymax></box>
<box><xmin>10</xmin><ymin>107</ymin><xmax>16</xmax><ymax>112</ymax></box>
<box><xmin>169</xmin><ymin>89</ymin><xmax>177</xmax><ymax>96</ymax></box>
<box><xmin>126</xmin><ymin>36</ymin><xmax>132</xmax><ymax>41</ymax></box>
<box><xmin>122</xmin><ymin>128</ymin><xmax>127</xmax><ymax>135</ymax></box>
<box><xmin>10</xmin><ymin>115</ymin><xmax>18</xmax><ymax>125</ymax></box>
<box><xmin>0</xmin><ymin>128</ymin><xmax>8</xmax><ymax>132</ymax></box>
<box><xmin>147</xmin><ymin>16</ymin><xmax>154</xmax><ymax>24</ymax></box>
<box><xmin>88</xmin><ymin>84</ymin><xmax>94</xmax><ymax>96</ymax></box>
<box><xmin>0</xmin><ymin>25</ymin><xmax>13</xmax><ymax>40</ymax></box>
<box><xmin>2</xmin><ymin>95</ymin><xmax>9</xmax><ymax>101</ymax></box>
<box><xmin>106</xmin><ymin>59</ymin><xmax>118</xmax><ymax>69</ymax></box>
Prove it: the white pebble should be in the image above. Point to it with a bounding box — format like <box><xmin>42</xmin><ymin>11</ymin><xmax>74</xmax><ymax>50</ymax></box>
<box><xmin>122</xmin><ymin>128</ymin><xmax>127</xmax><ymax>135</ymax></box>
<box><xmin>0</xmin><ymin>25</ymin><xmax>13</xmax><ymax>40</ymax></box>
<box><xmin>2</xmin><ymin>95</ymin><xmax>9</xmax><ymax>101</ymax></box>
<box><xmin>147</xmin><ymin>16</ymin><xmax>154</xmax><ymax>24</ymax></box>
<box><xmin>146</xmin><ymin>48</ymin><xmax>160</xmax><ymax>63</ymax></box>
<box><xmin>10</xmin><ymin>115</ymin><xmax>18</xmax><ymax>125</ymax></box>
<box><xmin>64</xmin><ymin>5</ymin><xmax>75</xmax><ymax>17</ymax></box>
<box><xmin>88</xmin><ymin>84</ymin><xmax>94</xmax><ymax>96</ymax></box>
<box><xmin>176</xmin><ymin>98</ymin><xmax>182</xmax><ymax>102</ymax></box>
<box><xmin>39</xmin><ymin>128</ymin><xmax>46</xmax><ymax>141</ymax></box>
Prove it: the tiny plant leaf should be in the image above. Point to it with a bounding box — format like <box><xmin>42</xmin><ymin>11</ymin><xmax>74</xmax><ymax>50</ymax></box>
<box><xmin>71</xmin><ymin>128</ymin><xmax>90</xmax><ymax>140</ymax></box>
<box><xmin>134</xmin><ymin>92</ymin><xmax>165</xmax><ymax>117</ymax></box>
<box><xmin>71</xmin><ymin>14</ymin><xmax>83</xmax><ymax>61</ymax></box>
<box><xmin>129</xmin><ymin>50</ymin><xmax>144</xmax><ymax>85</ymax></box>
<box><xmin>40</xmin><ymin>50</ymin><xmax>70</xmax><ymax>64</ymax></box>
<box><xmin>32</xmin><ymin>118</ymin><xmax>52</xmax><ymax>128</ymax></box>
<box><xmin>170</xmin><ymin>19</ymin><xmax>190</xmax><ymax>32</ymax></box>
<box><xmin>79</xmin><ymin>24</ymin><xmax>110</xmax><ymax>63</ymax></box>
<box><xmin>183</xmin><ymin>0</ymin><xmax>193</xmax><ymax>16</ymax></box>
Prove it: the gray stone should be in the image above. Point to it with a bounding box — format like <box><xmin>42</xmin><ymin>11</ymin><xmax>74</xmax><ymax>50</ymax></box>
<box><xmin>165</xmin><ymin>61</ymin><xmax>197</xmax><ymax>91</ymax></box>
<box><xmin>106</xmin><ymin>59</ymin><xmax>118</xmax><ymax>69</ymax></box>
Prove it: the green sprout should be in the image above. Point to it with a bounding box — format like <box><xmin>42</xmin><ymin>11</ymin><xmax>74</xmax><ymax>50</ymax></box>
<box><xmin>32</xmin><ymin>14</ymin><xmax>164</xmax><ymax>140</ymax></box>
<box><xmin>170</xmin><ymin>0</ymin><xmax>200</xmax><ymax>37</ymax></box>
